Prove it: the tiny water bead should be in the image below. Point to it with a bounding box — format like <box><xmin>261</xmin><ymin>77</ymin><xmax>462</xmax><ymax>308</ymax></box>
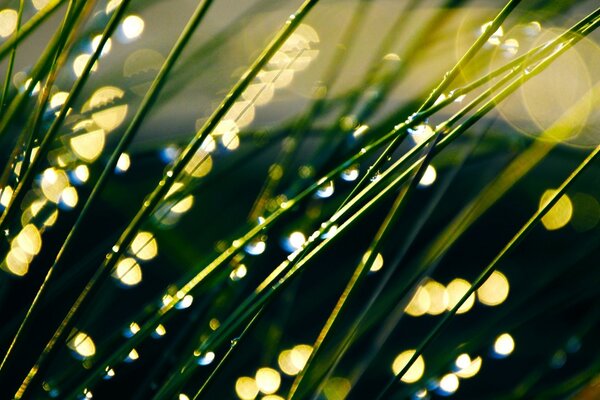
<box><xmin>197</xmin><ymin>351</ymin><xmax>215</xmax><ymax>366</ymax></box>
<box><xmin>315</xmin><ymin>180</ymin><xmax>334</xmax><ymax>198</ymax></box>
<box><xmin>341</xmin><ymin>165</ymin><xmax>359</xmax><ymax>181</ymax></box>
<box><xmin>408</xmin><ymin>124</ymin><xmax>434</xmax><ymax>146</ymax></box>
<box><xmin>245</xmin><ymin>238</ymin><xmax>266</xmax><ymax>255</ymax></box>
<box><xmin>480</xmin><ymin>21</ymin><xmax>504</xmax><ymax>46</ymax></box>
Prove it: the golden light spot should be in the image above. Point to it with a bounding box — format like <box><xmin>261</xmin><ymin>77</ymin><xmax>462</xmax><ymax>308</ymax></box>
<box><xmin>242</xmin><ymin>82</ymin><xmax>275</xmax><ymax>106</ymax></box>
<box><xmin>262</xmin><ymin>396</ymin><xmax>284</xmax><ymax>400</ymax></box>
<box><xmin>24</xmin><ymin>78</ymin><xmax>40</xmax><ymax>94</ymax></box>
<box><xmin>154</xmin><ymin>324</ymin><xmax>166</xmax><ymax>336</ymax></box>
<box><xmin>68</xmin><ymin>332</ymin><xmax>96</xmax><ymax>358</ymax></box>
<box><xmin>16</xmin><ymin>224</ymin><xmax>42</xmax><ymax>256</ymax></box>
<box><xmin>105</xmin><ymin>0</ymin><xmax>122</xmax><ymax>14</ymax></box>
<box><xmin>235</xmin><ymin>376</ymin><xmax>258</xmax><ymax>400</ymax></box>
<box><xmin>70</xmin><ymin>125</ymin><xmax>106</xmax><ymax>162</ymax></box>
<box><xmin>130</xmin><ymin>231</ymin><xmax>158</xmax><ymax>260</ymax></box>
<box><xmin>129</xmin><ymin>322</ymin><xmax>140</xmax><ymax>335</ymax></box>
<box><xmin>74</xmin><ymin>165</ymin><xmax>90</xmax><ymax>183</ymax></box>
<box><xmin>60</xmin><ymin>187</ymin><xmax>78</xmax><ymax>208</ymax></box>
<box><xmin>0</xmin><ymin>9</ymin><xmax>17</xmax><ymax>38</ymax></box>
<box><xmin>121</xmin><ymin>15</ymin><xmax>144</xmax><ymax>39</ymax></box>
<box><xmin>171</xmin><ymin>195</ymin><xmax>194</xmax><ymax>214</ymax></box>
<box><xmin>82</xmin><ymin>86</ymin><xmax>128</xmax><ymax>132</ymax></box>
<box><xmin>5</xmin><ymin>248</ymin><xmax>29</xmax><ymax>276</ymax></box>
<box><xmin>92</xmin><ymin>35</ymin><xmax>112</xmax><ymax>56</ymax></box>
<box><xmin>209</xmin><ymin>318</ymin><xmax>220</xmax><ymax>331</ymax></box>
<box><xmin>456</xmin><ymin>356</ymin><xmax>482</xmax><ymax>379</ymax></box>
<box><xmin>223</xmin><ymin>101</ymin><xmax>254</xmax><ymax>128</ymax></box>
<box><xmin>439</xmin><ymin>373</ymin><xmax>459</xmax><ymax>394</ymax></box>
<box><xmin>73</xmin><ymin>54</ymin><xmax>98</xmax><ymax>77</ymax></box>
<box><xmin>0</xmin><ymin>185</ymin><xmax>13</xmax><ymax>207</ymax></box>
<box><xmin>446</xmin><ymin>278</ymin><xmax>475</xmax><ymax>314</ymax></box>
<box><xmin>184</xmin><ymin>149</ymin><xmax>212</xmax><ymax>178</ymax></box>
<box><xmin>116</xmin><ymin>153</ymin><xmax>131</xmax><ymax>172</ymax></box>
<box><xmin>255</xmin><ymin>367</ymin><xmax>280</xmax><ymax>395</ymax></box>
<box><xmin>494</xmin><ymin>333</ymin><xmax>515</xmax><ymax>356</ymax></box>
<box><xmin>50</xmin><ymin>91</ymin><xmax>69</xmax><ymax>109</ymax></box>
<box><xmin>323</xmin><ymin>377</ymin><xmax>351</xmax><ymax>400</ymax></box>
<box><xmin>362</xmin><ymin>251</ymin><xmax>384</xmax><ymax>272</ymax></box>
<box><xmin>178</xmin><ymin>395</ymin><xmax>190</xmax><ymax>400</ymax></box>
<box><xmin>114</xmin><ymin>257</ymin><xmax>142</xmax><ymax>286</ymax></box>
<box><xmin>127</xmin><ymin>348</ymin><xmax>139</xmax><ymax>361</ymax></box>
<box><xmin>41</xmin><ymin>168</ymin><xmax>69</xmax><ymax>203</ymax></box>
<box><xmin>257</xmin><ymin>69</ymin><xmax>294</xmax><ymax>89</ymax></box>
<box><xmin>424</xmin><ymin>280</ymin><xmax>448</xmax><ymax>315</ymax></box>
<box><xmin>230</xmin><ymin>264</ymin><xmax>247</xmax><ymax>281</ymax></box>
<box><xmin>288</xmin><ymin>231</ymin><xmax>306</xmax><ymax>250</ymax></box>
<box><xmin>540</xmin><ymin>190</ymin><xmax>573</xmax><ymax>231</ymax></box>
<box><xmin>201</xmin><ymin>135</ymin><xmax>216</xmax><ymax>152</ymax></box>
<box><xmin>405</xmin><ymin>286</ymin><xmax>431</xmax><ymax>317</ymax></box>
<box><xmin>418</xmin><ymin>165</ymin><xmax>437</xmax><ymax>187</ymax></box>
<box><xmin>222</xmin><ymin>130</ymin><xmax>240</xmax><ymax>151</ymax></box>
<box><xmin>455</xmin><ymin>353</ymin><xmax>471</xmax><ymax>370</ymax></box>
<box><xmin>391</xmin><ymin>350</ymin><xmax>425</xmax><ymax>383</ymax></box>
<box><xmin>44</xmin><ymin>210</ymin><xmax>58</xmax><ymax>227</ymax></box>
<box><xmin>278</xmin><ymin>350</ymin><xmax>300</xmax><ymax>376</ymax></box>
<box><xmin>477</xmin><ymin>271</ymin><xmax>509</xmax><ymax>306</ymax></box>
<box><xmin>32</xmin><ymin>0</ymin><xmax>51</xmax><ymax>11</ymax></box>
<box><xmin>290</xmin><ymin>344</ymin><xmax>312</xmax><ymax>372</ymax></box>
